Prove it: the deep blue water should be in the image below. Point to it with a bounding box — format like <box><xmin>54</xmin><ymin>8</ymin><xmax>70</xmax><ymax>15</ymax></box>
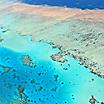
<box><xmin>20</xmin><ymin>0</ymin><xmax>104</xmax><ymax>9</ymax></box>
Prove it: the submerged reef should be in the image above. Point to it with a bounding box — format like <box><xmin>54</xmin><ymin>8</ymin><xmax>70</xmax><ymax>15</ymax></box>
<box><xmin>0</xmin><ymin>64</ymin><xmax>12</xmax><ymax>75</ymax></box>
<box><xmin>49</xmin><ymin>41</ymin><xmax>104</xmax><ymax>78</ymax></box>
<box><xmin>51</xmin><ymin>52</ymin><xmax>68</xmax><ymax>63</ymax></box>
<box><xmin>9</xmin><ymin>98</ymin><xmax>28</xmax><ymax>104</ymax></box>
<box><xmin>0</xmin><ymin>42</ymin><xmax>104</xmax><ymax>104</ymax></box>
<box><xmin>21</xmin><ymin>55</ymin><xmax>36</xmax><ymax>68</ymax></box>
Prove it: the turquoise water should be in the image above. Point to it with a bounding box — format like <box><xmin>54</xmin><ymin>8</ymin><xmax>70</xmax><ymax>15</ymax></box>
<box><xmin>0</xmin><ymin>40</ymin><xmax>104</xmax><ymax>104</ymax></box>
<box><xmin>0</xmin><ymin>8</ymin><xmax>104</xmax><ymax>103</ymax></box>
<box><xmin>0</xmin><ymin>1</ymin><xmax>104</xmax><ymax>104</ymax></box>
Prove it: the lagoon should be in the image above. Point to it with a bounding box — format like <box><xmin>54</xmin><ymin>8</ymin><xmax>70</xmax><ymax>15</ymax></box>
<box><xmin>0</xmin><ymin>41</ymin><xmax>104</xmax><ymax>104</ymax></box>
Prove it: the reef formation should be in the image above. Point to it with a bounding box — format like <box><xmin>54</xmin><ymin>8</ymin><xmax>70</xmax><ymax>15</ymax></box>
<box><xmin>0</xmin><ymin>1</ymin><xmax>104</xmax><ymax>104</ymax></box>
<box><xmin>0</xmin><ymin>1</ymin><xmax>104</xmax><ymax>77</ymax></box>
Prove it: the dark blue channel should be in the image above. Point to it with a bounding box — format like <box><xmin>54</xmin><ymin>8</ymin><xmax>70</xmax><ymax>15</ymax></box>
<box><xmin>19</xmin><ymin>0</ymin><xmax>104</xmax><ymax>9</ymax></box>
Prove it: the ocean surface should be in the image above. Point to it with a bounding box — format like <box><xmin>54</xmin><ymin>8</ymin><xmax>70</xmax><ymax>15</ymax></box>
<box><xmin>20</xmin><ymin>0</ymin><xmax>104</xmax><ymax>9</ymax></box>
<box><xmin>0</xmin><ymin>30</ymin><xmax>104</xmax><ymax>104</ymax></box>
<box><xmin>0</xmin><ymin>0</ymin><xmax>104</xmax><ymax>104</ymax></box>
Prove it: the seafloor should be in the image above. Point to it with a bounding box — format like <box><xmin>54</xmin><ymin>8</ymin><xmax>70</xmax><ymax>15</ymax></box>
<box><xmin>0</xmin><ymin>0</ymin><xmax>104</xmax><ymax>104</ymax></box>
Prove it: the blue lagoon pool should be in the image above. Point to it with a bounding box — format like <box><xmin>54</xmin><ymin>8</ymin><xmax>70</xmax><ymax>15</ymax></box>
<box><xmin>0</xmin><ymin>41</ymin><xmax>104</xmax><ymax>104</ymax></box>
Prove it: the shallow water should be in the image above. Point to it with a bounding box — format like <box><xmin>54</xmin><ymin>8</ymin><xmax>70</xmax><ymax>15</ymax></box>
<box><xmin>0</xmin><ymin>38</ymin><xmax>104</xmax><ymax>104</ymax></box>
<box><xmin>0</xmin><ymin>1</ymin><xmax>104</xmax><ymax>103</ymax></box>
